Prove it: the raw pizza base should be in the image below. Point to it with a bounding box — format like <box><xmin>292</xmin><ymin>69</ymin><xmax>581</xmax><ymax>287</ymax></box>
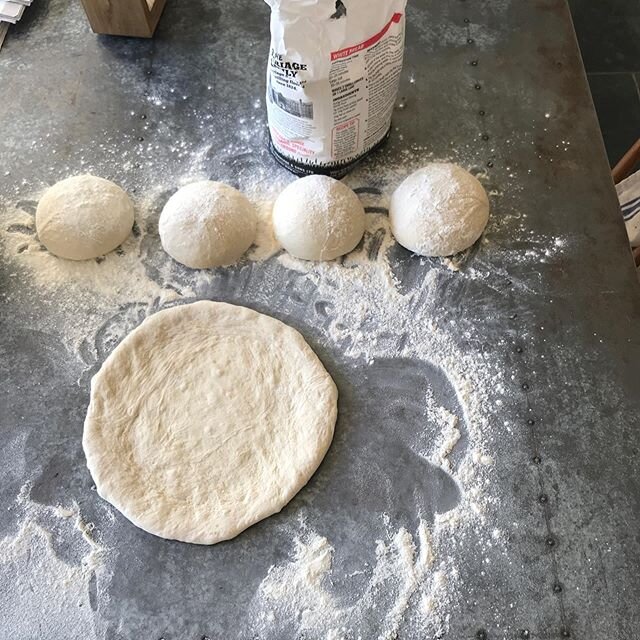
<box><xmin>83</xmin><ymin>300</ymin><xmax>338</xmax><ymax>545</ymax></box>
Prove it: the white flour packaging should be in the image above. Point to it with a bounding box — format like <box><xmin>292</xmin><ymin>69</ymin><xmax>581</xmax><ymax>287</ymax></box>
<box><xmin>264</xmin><ymin>0</ymin><xmax>408</xmax><ymax>177</ymax></box>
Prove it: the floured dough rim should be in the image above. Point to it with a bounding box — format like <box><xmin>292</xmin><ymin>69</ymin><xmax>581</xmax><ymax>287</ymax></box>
<box><xmin>83</xmin><ymin>300</ymin><xmax>338</xmax><ymax>545</ymax></box>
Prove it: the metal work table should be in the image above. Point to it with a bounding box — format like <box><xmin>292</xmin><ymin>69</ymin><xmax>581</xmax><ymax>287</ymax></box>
<box><xmin>2</xmin><ymin>1</ymin><xmax>640</xmax><ymax>638</ymax></box>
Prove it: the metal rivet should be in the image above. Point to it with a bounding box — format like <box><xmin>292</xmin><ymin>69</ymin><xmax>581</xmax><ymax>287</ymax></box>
<box><xmin>516</xmin><ymin>346</ymin><xmax>523</xmax><ymax>353</ymax></box>
<box><xmin>146</xmin><ymin>70</ymin><xmax>152</xmax><ymax>76</ymax></box>
<box><xmin>561</xmin><ymin>628</ymin><xmax>571</xmax><ymax>638</ymax></box>
<box><xmin>539</xmin><ymin>493</ymin><xmax>548</xmax><ymax>504</ymax></box>
<box><xmin>478</xmin><ymin>109</ymin><xmax>486</xmax><ymax>116</ymax></box>
<box><xmin>522</xmin><ymin>382</ymin><xmax>529</xmax><ymax>391</ymax></box>
<box><xmin>533</xmin><ymin>455</ymin><xmax>542</xmax><ymax>464</ymax></box>
<box><xmin>482</xmin><ymin>134</ymin><xmax>489</xmax><ymax>141</ymax></box>
<box><xmin>520</xmin><ymin>631</ymin><xmax>530</xmax><ymax>639</ymax></box>
<box><xmin>509</xmin><ymin>313</ymin><xmax>517</xmax><ymax>319</ymax></box>
<box><xmin>471</xmin><ymin>59</ymin><xmax>478</xmax><ymax>66</ymax></box>
<box><xmin>476</xmin><ymin>630</ymin><xmax>487</xmax><ymax>640</ymax></box>
<box><xmin>141</xmin><ymin>114</ymin><xmax>147</xmax><ymax>120</ymax></box>
<box><xmin>486</xmin><ymin>161</ymin><xmax>494</xmax><ymax>168</ymax></box>
<box><xmin>474</xmin><ymin>83</ymin><xmax>482</xmax><ymax>90</ymax></box>
<box><xmin>553</xmin><ymin>582</ymin><xmax>563</xmax><ymax>593</ymax></box>
<box><xmin>527</xmin><ymin>418</ymin><xmax>535</xmax><ymax>425</ymax></box>
<box><xmin>546</xmin><ymin>536</ymin><xmax>556</xmax><ymax>547</ymax></box>
<box><xmin>467</xmin><ymin>38</ymin><xmax>474</xmax><ymax>44</ymax></box>
<box><xmin>137</xmin><ymin>136</ymin><xmax>144</xmax><ymax>142</ymax></box>
<box><xmin>464</xmin><ymin>18</ymin><xmax>470</xmax><ymax>23</ymax></box>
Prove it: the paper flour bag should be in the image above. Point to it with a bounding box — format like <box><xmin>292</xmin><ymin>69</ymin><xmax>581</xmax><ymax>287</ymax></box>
<box><xmin>264</xmin><ymin>0</ymin><xmax>408</xmax><ymax>177</ymax></box>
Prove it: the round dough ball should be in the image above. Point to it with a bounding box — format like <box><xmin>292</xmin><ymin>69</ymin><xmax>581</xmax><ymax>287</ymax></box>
<box><xmin>159</xmin><ymin>181</ymin><xmax>257</xmax><ymax>269</ymax></box>
<box><xmin>35</xmin><ymin>175</ymin><xmax>134</xmax><ymax>260</ymax></box>
<box><xmin>389</xmin><ymin>163</ymin><xmax>490</xmax><ymax>257</ymax></box>
<box><xmin>273</xmin><ymin>175</ymin><xmax>366</xmax><ymax>261</ymax></box>
<box><xmin>83</xmin><ymin>301</ymin><xmax>338</xmax><ymax>545</ymax></box>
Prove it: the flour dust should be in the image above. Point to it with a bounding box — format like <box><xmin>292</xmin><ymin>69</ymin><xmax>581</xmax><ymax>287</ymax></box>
<box><xmin>0</xmin><ymin>135</ymin><xmax>567</xmax><ymax>637</ymax></box>
<box><xmin>0</xmin><ymin>483</ymin><xmax>109</xmax><ymax>639</ymax></box>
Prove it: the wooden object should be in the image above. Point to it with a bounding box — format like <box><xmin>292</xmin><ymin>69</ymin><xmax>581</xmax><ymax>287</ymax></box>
<box><xmin>612</xmin><ymin>138</ymin><xmax>640</xmax><ymax>267</ymax></box>
<box><xmin>79</xmin><ymin>0</ymin><xmax>167</xmax><ymax>38</ymax></box>
<box><xmin>0</xmin><ymin>23</ymin><xmax>9</xmax><ymax>51</ymax></box>
<box><xmin>612</xmin><ymin>138</ymin><xmax>640</xmax><ymax>185</ymax></box>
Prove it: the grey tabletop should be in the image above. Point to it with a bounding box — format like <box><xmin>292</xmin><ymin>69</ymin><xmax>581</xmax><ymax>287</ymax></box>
<box><xmin>2</xmin><ymin>1</ymin><xmax>640</xmax><ymax>639</ymax></box>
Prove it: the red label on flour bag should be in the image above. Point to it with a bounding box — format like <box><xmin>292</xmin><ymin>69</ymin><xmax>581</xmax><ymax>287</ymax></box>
<box><xmin>264</xmin><ymin>0</ymin><xmax>408</xmax><ymax>178</ymax></box>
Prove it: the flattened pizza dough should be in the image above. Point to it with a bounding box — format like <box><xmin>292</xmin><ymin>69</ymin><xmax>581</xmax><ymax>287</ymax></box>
<box><xmin>83</xmin><ymin>301</ymin><xmax>338</xmax><ymax>544</ymax></box>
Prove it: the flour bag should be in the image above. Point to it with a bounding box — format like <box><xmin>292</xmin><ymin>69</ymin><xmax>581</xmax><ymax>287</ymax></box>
<box><xmin>264</xmin><ymin>0</ymin><xmax>408</xmax><ymax>177</ymax></box>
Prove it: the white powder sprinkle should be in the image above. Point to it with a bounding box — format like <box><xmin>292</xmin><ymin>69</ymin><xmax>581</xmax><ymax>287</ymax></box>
<box><xmin>251</xmin><ymin>520</ymin><xmax>440</xmax><ymax>640</ymax></box>
<box><xmin>0</xmin><ymin>139</ymin><xmax>562</xmax><ymax>635</ymax></box>
<box><xmin>0</xmin><ymin>484</ymin><xmax>110</xmax><ymax>639</ymax></box>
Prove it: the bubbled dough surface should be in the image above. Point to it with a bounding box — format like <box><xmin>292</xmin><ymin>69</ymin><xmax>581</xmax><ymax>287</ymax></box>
<box><xmin>83</xmin><ymin>301</ymin><xmax>338</xmax><ymax>545</ymax></box>
<box><xmin>272</xmin><ymin>175</ymin><xmax>366</xmax><ymax>261</ymax></box>
<box><xmin>390</xmin><ymin>163</ymin><xmax>490</xmax><ymax>257</ymax></box>
<box><xmin>159</xmin><ymin>181</ymin><xmax>257</xmax><ymax>269</ymax></box>
<box><xmin>35</xmin><ymin>174</ymin><xmax>134</xmax><ymax>260</ymax></box>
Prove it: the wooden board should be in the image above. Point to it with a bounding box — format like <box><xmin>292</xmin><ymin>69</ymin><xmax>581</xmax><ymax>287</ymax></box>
<box><xmin>79</xmin><ymin>0</ymin><xmax>167</xmax><ymax>38</ymax></box>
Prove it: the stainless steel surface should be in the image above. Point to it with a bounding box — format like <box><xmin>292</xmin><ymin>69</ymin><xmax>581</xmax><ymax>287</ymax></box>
<box><xmin>2</xmin><ymin>1</ymin><xmax>640</xmax><ymax>638</ymax></box>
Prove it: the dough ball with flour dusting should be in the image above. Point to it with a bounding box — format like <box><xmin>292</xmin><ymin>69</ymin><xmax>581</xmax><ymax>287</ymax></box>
<box><xmin>35</xmin><ymin>175</ymin><xmax>134</xmax><ymax>260</ymax></box>
<box><xmin>159</xmin><ymin>181</ymin><xmax>257</xmax><ymax>269</ymax></box>
<box><xmin>390</xmin><ymin>163</ymin><xmax>490</xmax><ymax>257</ymax></box>
<box><xmin>273</xmin><ymin>175</ymin><xmax>365</xmax><ymax>261</ymax></box>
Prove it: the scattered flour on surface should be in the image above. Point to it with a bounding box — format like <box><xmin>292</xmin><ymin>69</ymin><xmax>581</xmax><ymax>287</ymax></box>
<box><xmin>0</xmin><ymin>483</ymin><xmax>109</xmax><ymax>639</ymax></box>
<box><xmin>253</xmin><ymin>520</ymin><xmax>440</xmax><ymax>640</ymax></box>
<box><xmin>248</xmin><ymin>199</ymin><xmax>281</xmax><ymax>261</ymax></box>
<box><xmin>0</xmin><ymin>165</ymin><xmax>504</xmax><ymax>636</ymax></box>
<box><xmin>0</xmin><ymin>193</ymin><xmax>189</xmax><ymax>355</ymax></box>
<box><xmin>0</xmin><ymin>142</ymin><xmax>539</xmax><ymax>637</ymax></box>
